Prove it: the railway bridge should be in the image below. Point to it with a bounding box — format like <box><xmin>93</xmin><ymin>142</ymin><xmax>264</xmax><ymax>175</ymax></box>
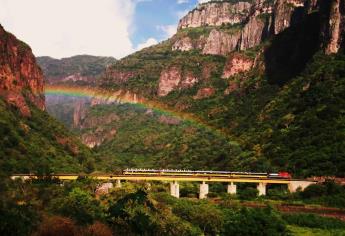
<box><xmin>11</xmin><ymin>172</ymin><xmax>316</xmax><ymax>199</ymax></box>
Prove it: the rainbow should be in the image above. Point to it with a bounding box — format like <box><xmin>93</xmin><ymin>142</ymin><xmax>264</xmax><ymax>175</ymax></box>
<box><xmin>45</xmin><ymin>85</ymin><xmax>228</xmax><ymax>138</ymax></box>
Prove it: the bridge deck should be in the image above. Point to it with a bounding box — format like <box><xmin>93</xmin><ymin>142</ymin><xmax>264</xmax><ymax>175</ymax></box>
<box><xmin>11</xmin><ymin>174</ymin><xmax>315</xmax><ymax>184</ymax></box>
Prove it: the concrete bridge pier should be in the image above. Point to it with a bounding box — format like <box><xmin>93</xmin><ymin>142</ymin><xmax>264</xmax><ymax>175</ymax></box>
<box><xmin>257</xmin><ymin>182</ymin><xmax>267</xmax><ymax>196</ymax></box>
<box><xmin>288</xmin><ymin>181</ymin><xmax>313</xmax><ymax>193</ymax></box>
<box><xmin>170</xmin><ymin>181</ymin><xmax>180</xmax><ymax>198</ymax></box>
<box><xmin>227</xmin><ymin>182</ymin><xmax>237</xmax><ymax>195</ymax></box>
<box><xmin>115</xmin><ymin>179</ymin><xmax>122</xmax><ymax>188</ymax></box>
<box><xmin>199</xmin><ymin>181</ymin><xmax>209</xmax><ymax>199</ymax></box>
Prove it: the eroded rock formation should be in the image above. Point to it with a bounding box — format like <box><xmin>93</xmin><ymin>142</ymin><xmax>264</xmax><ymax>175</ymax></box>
<box><xmin>0</xmin><ymin>24</ymin><xmax>45</xmax><ymax>116</ymax></box>
<box><xmin>158</xmin><ymin>67</ymin><xmax>198</xmax><ymax>96</ymax></box>
<box><xmin>202</xmin><ymin>29</ymin><xmax>241</xmax><ymax>55</ymax></box>
<box><xmin>324</xmin><ymin>0</ymin><xmax>345</xmax><ymax>54</ymax></box>
<box><xmin>222</xmin><ymin>54</ymin><xmax>254</xmax><ymax>78</ymax></box>
<box><xmin>178</xmin><ymin>1</ymin><xmax>252</xmax><ymax>29</ymax></box>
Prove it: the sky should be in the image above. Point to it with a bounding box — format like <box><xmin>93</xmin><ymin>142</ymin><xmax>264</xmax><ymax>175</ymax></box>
<box><xmin>0</xmin><ymin>0</ymin><xmax>211</xmax><ymax>59</ymax></box>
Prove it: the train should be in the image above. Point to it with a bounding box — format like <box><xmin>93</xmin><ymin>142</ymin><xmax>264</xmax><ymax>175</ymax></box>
<box><xmin>122</xmin><ymin>169</ymin><xmax>292</xmax><ymax>179</ymax></box>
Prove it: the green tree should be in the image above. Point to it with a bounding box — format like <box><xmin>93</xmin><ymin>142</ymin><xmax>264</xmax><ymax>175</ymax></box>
<box><xmin>50</xmin><ymin>187</ymin><xmax>103</xmax><ymax>225</ymax></box>
<box><xmin>222</xmin><ymin>207</ymin><xmax>288</xmax><ymax>236</ymax></box>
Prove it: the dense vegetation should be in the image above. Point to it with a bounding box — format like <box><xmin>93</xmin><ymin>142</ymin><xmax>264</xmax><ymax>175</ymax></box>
<box><xmin>0</xmin><ymin>98</ymin><xmax>94</xmax><ymax>174</ymax></box>
<box><xmin>81</xmin><ymin>104</ymin><xmax>242</xmax><ymax>171</ymax></box>
<box><xmin>1</xmin><ymin>177</ymin><xmax>345</xmax><ymax>236</ymax></box>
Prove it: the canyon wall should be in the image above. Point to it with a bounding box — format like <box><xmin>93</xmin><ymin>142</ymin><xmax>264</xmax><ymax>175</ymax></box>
<box><xmin>0</xmin><ymin>24</ymin><xmax>45</xmax><ymax>117</ymax></box>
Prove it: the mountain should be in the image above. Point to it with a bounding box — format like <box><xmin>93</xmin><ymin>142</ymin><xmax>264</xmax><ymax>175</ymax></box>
<box><xmin>37</xmin><ymin>55</ymin><xmax>116</xmax><ymax>85</ymax></box>
<box><xmin>36</xmin><ymin>55</ymin><xmax>116</xmax><ymax>127</ymax></box>
<box><xmin>0</xmin><ymin>24</ymin><xmax>93</xmax><ymax>174</ymax></box>
<box><xmin>43</xmin><ymin>0</ymin><xmax>345</xmax><ymax>177</ymax></box>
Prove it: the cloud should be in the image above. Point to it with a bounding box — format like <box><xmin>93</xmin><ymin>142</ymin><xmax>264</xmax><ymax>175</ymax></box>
<box><xmin>198</xmin><ymin>0</ymin><xmax>211</xmax><ymax>3</ymax></box>
<box><xmin>136</xmin><ymin>37</ymin><xmax>158</xmax><ymax>50</ymax></box>
<box><xmin>177</xmin><ymin>0</ymin><xmax>189</xmax><ymax>4</ymax></box>
<box><xmin>157</xmin><ymin>24</ymin><xmax>177</xmax><ymax>38</ymax></box>
<box><xmin>0</xmin><ymin>0</ymin><xmax>137</xmax><ymax>59</ymax></box>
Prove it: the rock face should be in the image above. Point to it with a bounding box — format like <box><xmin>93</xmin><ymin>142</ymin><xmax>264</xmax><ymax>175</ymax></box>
<box><xmin>173</xmin><ymin>0</ymin><xmax>311</xmax><ymax>56</ymax></box>
<box><xmin>173</xmin><ymin>0</ymin><xmax>273</xmax><ymax>55</ymax></box>
<box><xmin>73</xmin><ymin>100</ymin><xmax>88</xmax><ymax>128</ymax></box>
<box><xmin>240</xmin><ymin>16</ymin><xmax>267</xmax><ymax>50</ymax></box>
<box><xmin>81</xmin><ymin>127</ymin><xmax>117</xmax><ymax>148</ymax></box>
<box><xmin>158</xmin><ymin>67</ymin><xmax>198</xmax><ymax>96</ymax></box>
<box><xmin>273</xmin><ymin>0</ymin><xmax>305</xmax><ymax>35</ymax></box>
<box><xmin>158</xmin><ymin>67</ymin><xmax>182</xmax><ymax>96</ymax></box>
<box><xmin>222</xmin><ymin>54</ymin><xmax>254</xmax><ymax>78</ymax></box>
<box><xmin>324</xmin><ymin>0</ymin><xmax>345</xmax><ymax>54</ymax></box>
<box><xmin>178</xmin><ymin>2</ymin><xmax>252</xmax><ymax>29</ymax></box>
<box><xmin>0</xmin><ymin>24</ymin><xmax>45</xmax><ymax>116</ymax></box>
<box><xmin>172</xmin><ymin>37</ymin><xmax>194</xmax><ymax>51</ymax></box>
<box><xmin>202</xmin><ymin>29</ymin><xmax>241</xmax><ymax>55</ymax></box>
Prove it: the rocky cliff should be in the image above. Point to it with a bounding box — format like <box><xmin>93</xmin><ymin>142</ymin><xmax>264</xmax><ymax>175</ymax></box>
<box><xmin>323</xmin><ymin>0</ymin><xmax>345</xmax><ymax>54</ymax></box>
<box><xmin>0</xmin><ymin>24</ymin><xmax>45</xmax><ymax>117</ymax></box>
<box><xmin>178</xmin><ymin>1</ymin><xmax>252</xmax><ymax>29</ymax></box>
<box><xmin>173</xmin><ymin>0</ymin><xmax>345</xmax><ymax>57</ymax></box>
<box><xmin>173</xmin><ymin>0</ymin><xmax>273</xmax><ymax>55</ymax></box>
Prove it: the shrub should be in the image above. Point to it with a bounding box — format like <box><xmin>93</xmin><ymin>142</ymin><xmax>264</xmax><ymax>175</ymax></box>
<box><xmin>283</xmin><ymin>213</ymin><xmax>345</xmax><ymax>230</ymax></box>
<box><xmin>222</xmin><ymin>207</ymin><xmax>288</xmax><ymax>236</ymax></box>
<box><xmin>0</xmin><ymin>201</ymin><xmax>39</xmax><ymax>236</ymax></box>
<box><xmin>238</xmin><ymin>187</ymin><xmax>258</xmax><ymax>200</ymax></box>
<box><xmin>34</xmin><ymin>216</ymin><xmax>78</xmax><ymax>236</ymax></box>
<box><xmin>300</xmin><ymin>184</ymin><xmax>327</xmax><ymax>199</ymax></box>
<box><xmin>50</xmin><ymin>188</ymin><xmax>103</xmax><ymax>225</ymax></box>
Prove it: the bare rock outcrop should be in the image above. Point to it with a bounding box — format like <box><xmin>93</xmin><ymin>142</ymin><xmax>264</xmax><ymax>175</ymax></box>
<box><xmin>178</xmin><ymin>2</ymin><xmax>252</xmax><ymax>29</ymax></box>
<box><xmin>95</xmin><ymin>183</ymin><xmax>113</xmax><ymax>196</ymax></box>
<box><xmin>240</xmin><ymin>16</ymin><xmax>267</xmax><ymax>50</ymax></box>
<box><xmin>157</xmin><ymin>67</ymin><xmax>182</xmax><ymax>96</ymax></box>
<box><xmin>0</xmin><ymin>24</ymin><xmax>45</xmax><ymax>116</ymax></box>
<box><xmin>222</xmin><ymin>54</ymin><xmax>254</xmax><ymax>78</ymax></box>
<box><xmin>202</xmin><ymin>29</ymin><xmax>241</xmax><ymax>55</ymax></box>
<box><xmin>158</xmin><ymin>67</ymin><xmax>198</xmax><ymax>96</ymax></box>
<box><xmin>81</xmin><ymin>127</ymin><xmax>117</xmax><ymax>148</ymax></box>
<box><xmin>73</xmin><ymin>100</ymin><xmax>88</xmax><ymax>128</ymax></box>
<box><xmin>273</xmin><ymin>0</ymin><xmax>305</xmax><ymax>35</ymax></box>
<box><xmin>172</xmin><ymin>37</ymin><xmax>194</xmax><ymax>51</ymax></box>
<box><xmin>324</xmin><ymin>0</ymin><xmax>344</xmax><ymax>54</ymax></box>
